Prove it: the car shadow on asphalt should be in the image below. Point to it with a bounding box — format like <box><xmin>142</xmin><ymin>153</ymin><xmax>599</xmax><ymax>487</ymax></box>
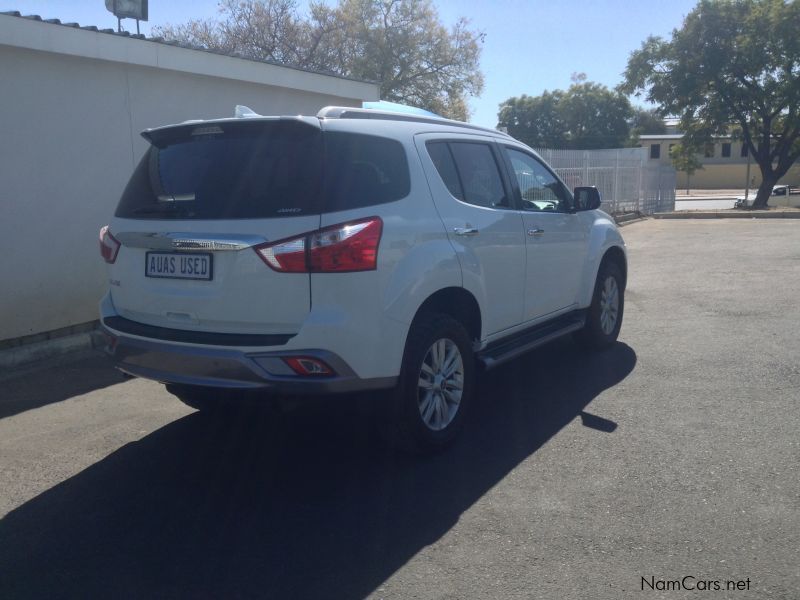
<box><xmin>0</xmin><ymin>339</ymin><xmax>636</xmax><ymax>599</ymax></box>
<box><xmin>0</xmin><ymin>354</ymin><xmax>127</xmax><ymax>420</ymax></box>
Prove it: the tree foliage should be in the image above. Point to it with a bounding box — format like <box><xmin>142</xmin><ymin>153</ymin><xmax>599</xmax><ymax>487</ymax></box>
<box><xmin>670</xmin><ymin>143</ymin><xmax>704</xmax><ymax>192</ymax></box>
<box><xmin>497</xmin><ymin>82</ymin><xmax>634</xmax><ymax>149</ymax></box>
<box><xmin>630</xmin><ymin>108</ymin><xmax>667</xmax><ymax>137</ymax></box>
<box><xmin>621</xmin><ymin>0</ymin><xmax>800</xmax><ymax>208</ymax></box>
<box><xmin>154</xmin><ymin>0</ymin><xmax>484</xmax><ymax>120</ymax></box>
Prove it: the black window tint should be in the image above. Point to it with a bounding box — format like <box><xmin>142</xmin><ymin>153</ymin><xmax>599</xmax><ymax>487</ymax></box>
<box><xmin>115</xmin><ymin>124</ymin><xmax>410</xmax><ymax>220</ymax></box>
<box><xmin>324</xmin><ymin>132</ymin><xmax>410</xmax><ymax>211</ymax></box>
<box><xmin>721</xmin><ymin>142</ymin><xmax>731</xmax><ymax>157</ymax></box>
<box><xmin>426</xmin><ymin>141</ymin><xmax>464</xmax><ymax>200</ymax></box>
<box><xmin>504</xmin><ymin>147</ymin><xmax>571</xmax><ymax>212</ymax></box>
<box><xmin>448</xmin><ymin>142</ymin><xmax>508</xmax><ymax>209</ymax></box>
<box><xmin>116</xmin><ymin>122</ymin><xmax>324</xmax><ymax>219</ymax></box>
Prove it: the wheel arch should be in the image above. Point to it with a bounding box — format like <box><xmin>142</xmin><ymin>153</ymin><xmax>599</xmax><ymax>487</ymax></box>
<box><xmin>410</xmin><ymin>287</ymin><xmax>482</xmax><ymax>345</ymax></box>
<box><xmin>601</xmin><ymin>245</ymin><xmax>627</xmax><ymax>289</ymax></box>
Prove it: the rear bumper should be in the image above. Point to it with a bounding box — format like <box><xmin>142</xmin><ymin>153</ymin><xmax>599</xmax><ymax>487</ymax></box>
<box><xmin>100</xmin><ymin>321</ymin><xmax>397</xmax><ymax>395</ymax></box>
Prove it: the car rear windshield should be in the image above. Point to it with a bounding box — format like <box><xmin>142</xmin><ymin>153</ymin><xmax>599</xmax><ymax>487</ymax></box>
<box><xmin>115</xmin><ymin>121</ymin><xmax>410</xmax><ymax>219</ymax></box>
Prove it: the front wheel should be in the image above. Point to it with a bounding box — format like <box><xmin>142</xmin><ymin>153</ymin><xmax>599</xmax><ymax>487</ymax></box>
<box><xmin>574</xmin><ymin>261</ymin><xmax>625</xmax><ymax>350</ymax></box>
<box><xmin>391</xmin><ymin>313</ymin><xmax>475</xmax><ymax>453</ymax></box>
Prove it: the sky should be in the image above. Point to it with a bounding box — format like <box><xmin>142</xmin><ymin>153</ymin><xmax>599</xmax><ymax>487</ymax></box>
<box><xmin>4</xmin><ymin>0</ymin><xmax>700</xmax><ymax>127</ymax></box>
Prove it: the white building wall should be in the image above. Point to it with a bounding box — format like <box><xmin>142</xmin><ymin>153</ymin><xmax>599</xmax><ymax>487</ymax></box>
<box><xmin>0</xmin><ymin>17</ymin><xmax>378</xmax><ymax>341</ymax></box>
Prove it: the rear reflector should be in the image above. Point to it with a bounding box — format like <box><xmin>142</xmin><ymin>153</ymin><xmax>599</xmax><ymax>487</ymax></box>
<box><xmin>99</xmin><ymin>226</ymin><xmax>120</xmax><ymax>264</ymax></box>
<box><xmin>254</xmin><ymin>217</ymin><xmax>382</xmax><ymax>273</ymax></box>
<box><xmin>283</xmin><ymin>356</ymin><xmax>334</xmax><ymax>376</ymax></box>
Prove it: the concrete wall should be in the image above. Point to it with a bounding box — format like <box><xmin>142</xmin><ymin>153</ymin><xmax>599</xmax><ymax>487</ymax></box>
<box><xmin>0</xmin><ymin>17</ymin><xmax>378</xmax><ymax>342</ymax></box>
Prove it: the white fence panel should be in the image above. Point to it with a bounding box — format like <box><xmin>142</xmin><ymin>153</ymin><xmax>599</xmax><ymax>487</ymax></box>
<box><xmin>533</xmin><ymin>147</ymin><xmax>676</xmax><ymax>215</ymax></box>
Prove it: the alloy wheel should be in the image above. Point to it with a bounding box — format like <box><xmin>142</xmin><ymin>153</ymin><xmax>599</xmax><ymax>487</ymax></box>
<box><xmin>417</xmin><ymin>338</ymin><xmax>464</xmax><ymax>431</ymax></box>
<box><xmin>599</xmin><ymin>276</ymin><xmax>620</xmax><ymax>335</ymax></box>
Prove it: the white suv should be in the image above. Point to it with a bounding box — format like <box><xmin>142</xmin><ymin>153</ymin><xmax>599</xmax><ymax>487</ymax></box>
<box><xmin>99</xmin><ymin>106</ymin><xmax>627</xmax><ymax>451</ymax></box>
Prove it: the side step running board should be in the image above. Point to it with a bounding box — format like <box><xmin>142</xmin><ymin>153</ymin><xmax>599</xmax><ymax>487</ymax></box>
<box><xmin>477</xmin><ymin>311</ymin><xmax>586</xmax><ymax>370</ymax></box>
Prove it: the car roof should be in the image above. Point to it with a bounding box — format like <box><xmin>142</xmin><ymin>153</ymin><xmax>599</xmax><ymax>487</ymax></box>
<box><xmin>141</xmin><ymin>105</ymin><xmax>512</xmax><ymax>142</ymax></box>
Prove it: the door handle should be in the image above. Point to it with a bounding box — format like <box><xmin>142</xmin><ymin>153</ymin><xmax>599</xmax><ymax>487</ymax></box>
<box><xmin>453</xmin><ymin>227</ymin><xmax>479</xmax><ymax>236</ymax></box>
<box><xmin>528</xmin><ymin>228</ymin><xmax>545</xmax><ymax>237</ymax></box>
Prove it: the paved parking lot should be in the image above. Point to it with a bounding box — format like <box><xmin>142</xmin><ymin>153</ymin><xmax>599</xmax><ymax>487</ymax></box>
<box><xmin>1</xmin><ymin>219</ymin><xmax>798</xmax><ymax>599</ymax></box>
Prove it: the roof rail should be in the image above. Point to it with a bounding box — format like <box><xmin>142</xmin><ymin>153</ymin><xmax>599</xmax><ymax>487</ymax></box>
<box><xmin>317</xmin><ymin>106</ymin><xmax>510</xmax><ymax>138</ymax></box>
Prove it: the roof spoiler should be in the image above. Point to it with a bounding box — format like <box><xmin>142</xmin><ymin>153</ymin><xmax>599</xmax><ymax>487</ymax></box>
<box><xmin>141</xmin><ymin>109</ymin><xmax>321</xmax><ymax>145</ymax></box>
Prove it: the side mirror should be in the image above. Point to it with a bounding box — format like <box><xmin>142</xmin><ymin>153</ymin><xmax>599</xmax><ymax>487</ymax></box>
<box><xmin>574</xmin><ymin>186</ymin><xmax>601</xmax><ymax>211</ymax></box>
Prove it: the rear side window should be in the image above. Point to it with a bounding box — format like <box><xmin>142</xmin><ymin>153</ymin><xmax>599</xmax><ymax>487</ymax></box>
<box><xmin>325</xmin><ymin>132</ymin><xmax>410</xmax><ymax>212</ymax></box>
<box><xmin>426</xmin><ymin>141</ymin><xmax>509</xmax><ymax>209</ymax></box>
<box><xmin>115</xmin><ymin>123</ymin><xmax>410</xmax><ymax>219</ymax></box>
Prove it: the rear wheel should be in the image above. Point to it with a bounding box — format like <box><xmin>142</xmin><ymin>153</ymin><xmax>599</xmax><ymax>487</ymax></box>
<box><xmin>574</xmin><ymin>261</ymin><xmax>625</xmax><ymax>350</ymax></box>
<box><xmin>391</xmin><ymin>313</ymin><xmax>475</xmax><ymax>453</ymax></box>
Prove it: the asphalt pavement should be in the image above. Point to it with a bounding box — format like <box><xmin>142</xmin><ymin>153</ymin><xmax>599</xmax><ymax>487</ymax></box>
<box><xmin>1</xmin><ymin>219</ymin><xmax>798</xmax><ymax>599</ymax></box>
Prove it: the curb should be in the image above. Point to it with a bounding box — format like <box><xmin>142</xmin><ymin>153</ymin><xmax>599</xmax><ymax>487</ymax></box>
<box><xmin>654</xmin><ymin>211</ymin><xmax>800</xmax><ymax>219</ymax></box>
<box><xmin>614</xmin><ymin>212</ymin><xmax>646</xmax><ymax>226</ymax></box>
<box><xmin>0</xmin><ymin>327</ymin><xmax>105</xmax><ymax>378</ymax></box>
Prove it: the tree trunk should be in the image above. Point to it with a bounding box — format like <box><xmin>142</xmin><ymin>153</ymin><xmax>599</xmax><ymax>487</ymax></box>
<box><xmin>751</xmin><ymin>176</ymin><xmax>777</xmax><ymax>209</ymax></box>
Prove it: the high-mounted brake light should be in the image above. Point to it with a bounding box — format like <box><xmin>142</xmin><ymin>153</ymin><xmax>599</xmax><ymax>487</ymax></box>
<box><xmin>254</xmin><ymin>217</ymin><xmax>382</xmax><ymax>273</ymax></box>
<box><xmin>99</xmin><ymin>225</ymin><xmax>120</xmax><ymax>264</ymax></box>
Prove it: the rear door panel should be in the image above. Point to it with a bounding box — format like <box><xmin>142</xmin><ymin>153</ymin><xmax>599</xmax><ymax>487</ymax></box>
<box><xmin>414</xmin><ymin>133</ymin><xmax>526</xmax><ymax>336</ymax></box>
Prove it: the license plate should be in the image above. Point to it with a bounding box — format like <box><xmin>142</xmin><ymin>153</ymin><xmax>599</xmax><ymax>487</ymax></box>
<box><xmin>145</xmin><ymin>252</ymin><xmax>213</xmax><ymax>280</ymax></box>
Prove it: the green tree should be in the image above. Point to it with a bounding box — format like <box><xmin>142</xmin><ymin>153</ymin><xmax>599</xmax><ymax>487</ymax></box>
<box><xmin>621</xmin><ymin>0</ymin><xmax>800</xmax><ymax>209</ymax></box>
<box><xmin>497</xmin><ymin>82</ymin><xmax>633</xmax><ymax>149</ymax></box>
<box><xmin>670</xmin><ymin>143</ymin><xmax>704</xmax><ymax>193</ymax></box>
<box><xmin>495</xmin><ymin>92</ymin><xmax>566</xmax><ymax>148</ymax></box>
<box><xmin>629</xmin><ymin>107</ymin><xmax>666</xmax><ymax>143</ymax></box>
<box><xmin>154</xmin><ymin>0</ymin><xmax>484</xmax><ymax>120</ymax></box>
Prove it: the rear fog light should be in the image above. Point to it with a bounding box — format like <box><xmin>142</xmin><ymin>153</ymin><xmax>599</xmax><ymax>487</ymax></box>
<box><xmin>283</xmin><ymin>357</ymin><xmax>335</xmax><ymax>376</ymax></box>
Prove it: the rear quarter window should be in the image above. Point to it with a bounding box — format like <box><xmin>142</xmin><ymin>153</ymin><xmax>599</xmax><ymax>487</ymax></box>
<box><xmin>324</xmin><ymin>132</ymin><xmax>410</xmax><ymax>212</ymax></box>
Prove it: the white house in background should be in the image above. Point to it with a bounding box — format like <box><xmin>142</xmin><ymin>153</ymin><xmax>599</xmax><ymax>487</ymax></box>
<box><xmin>0</xmin><ymin>11</ymin><xmax>379</xmax><ymax>344</ymax></box>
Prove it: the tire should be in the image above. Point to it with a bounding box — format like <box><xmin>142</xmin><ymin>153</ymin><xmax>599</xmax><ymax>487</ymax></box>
<box><xmin>390</xmin><ymin>313</ymin><xmax>475</xmax><ymax>453</ymax></box>
<box><xmin>574</xmin><ymin>260</ymin><xmax>625</xmax><ymax>350</ymax></box>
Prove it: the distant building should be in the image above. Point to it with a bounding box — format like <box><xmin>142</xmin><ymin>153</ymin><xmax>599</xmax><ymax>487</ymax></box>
<box><xmin>640</xmin><ymin>133</ymin><xmax>800</xmax><ymax>189</ymax></box>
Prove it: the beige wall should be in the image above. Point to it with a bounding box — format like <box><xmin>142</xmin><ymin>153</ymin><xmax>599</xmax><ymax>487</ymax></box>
<box><xmin>0</xmin><ymin>39</ymin><xmax>376</xmax><ymax>341</ymax></box>
<box><xmin>674</xmin><ymin>163</ymin><xmax>800</xmax><ymax>189</ymax></box>
<box><xmin>644</xmin><ymin>137</ymin><xmax>800</xmax><ymax>189</ymax></box>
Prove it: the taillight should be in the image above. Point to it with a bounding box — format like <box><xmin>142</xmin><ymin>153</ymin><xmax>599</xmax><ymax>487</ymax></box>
<box><xmin>255</xmin><ymin>236</ymin><xmax>306</xmax><ymax>272</ymax></box>
<box><xmin>99</xmin><ymin>226</ymin><xmax>120</xmax><ymax>264</ymax></box>
<box><xmin>254</xmin><ymin>217</ymin><xmax>382</xmax><ymax>273</ymax></box>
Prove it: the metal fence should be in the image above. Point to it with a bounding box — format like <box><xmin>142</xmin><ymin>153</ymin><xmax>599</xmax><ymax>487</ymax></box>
<box><xmin>533</xmin><ymin>147</ymin><xmax>676</xmax><ymax>215</ymax></box>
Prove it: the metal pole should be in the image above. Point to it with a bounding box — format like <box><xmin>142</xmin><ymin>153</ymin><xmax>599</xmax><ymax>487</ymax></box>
<box><xmin>613</xmin><ymin>150</ymin><xmax>620</xmax><ymax>214</ymax></box>
<box><xmin>744</xmin><ymin>148</ymin><xmax>752</xmax><ymax>201</ymax></box>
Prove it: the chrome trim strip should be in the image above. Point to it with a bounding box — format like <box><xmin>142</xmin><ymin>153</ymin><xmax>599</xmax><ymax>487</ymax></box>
<box><xmin>114</xmin><ymin>232</ymin><xmax>266</xmax><ymax>251</ymax></box>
